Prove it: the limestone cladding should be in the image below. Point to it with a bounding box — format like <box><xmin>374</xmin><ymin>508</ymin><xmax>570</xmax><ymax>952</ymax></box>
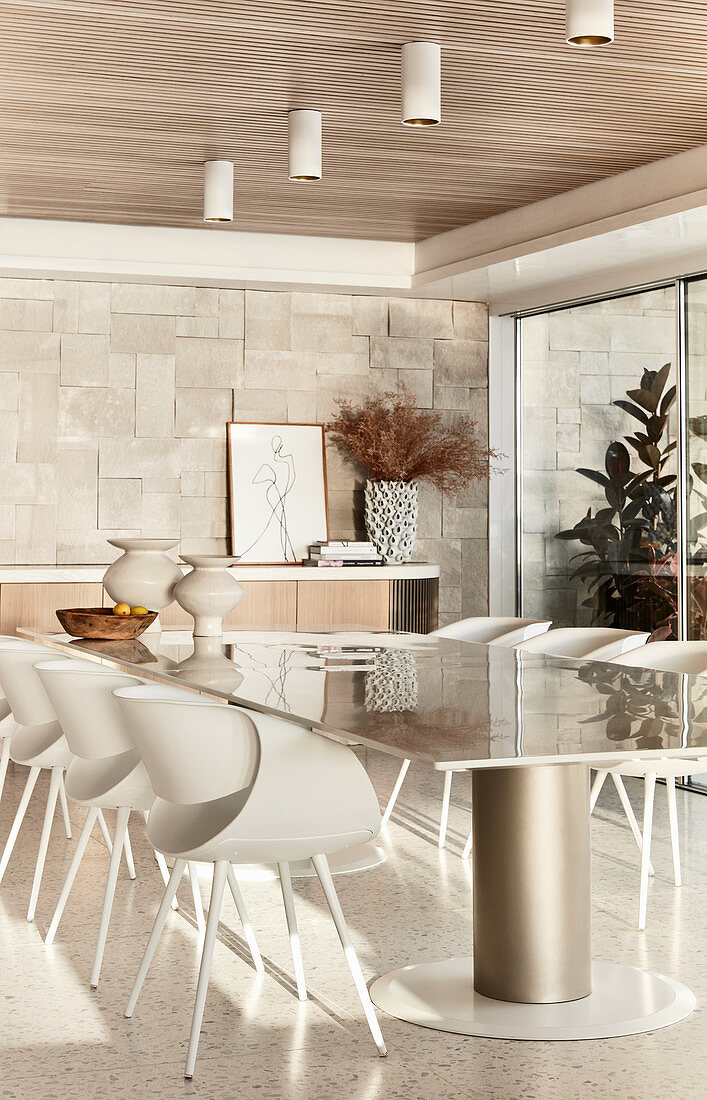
<box><xmin>0</xmin><ymin>282</ymin><xmax>489</xmax><ymax>623</ymax></box>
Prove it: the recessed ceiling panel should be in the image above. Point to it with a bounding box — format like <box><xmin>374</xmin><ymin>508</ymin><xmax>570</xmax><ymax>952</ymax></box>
<box><xmin>0</xmin><ymin>1</ymin><xmax>706</xmax><ymax>240</ymax></box>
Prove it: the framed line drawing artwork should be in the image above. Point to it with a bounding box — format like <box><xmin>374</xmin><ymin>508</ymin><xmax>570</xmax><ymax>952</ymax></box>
<box><xmin>227</xmin><ymin>422</ymin><xmax>329</xmax><ymax>564</ymax></box>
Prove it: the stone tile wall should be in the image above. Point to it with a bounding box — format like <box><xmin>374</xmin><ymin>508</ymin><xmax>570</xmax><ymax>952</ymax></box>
<box><xmin>521</xmin><ymin>286</ymin><xmax>676</xmax><ymax>626</ymax></box>
<box><xmin>0</xmin><ymin>279</ymin><xmax>489</xmax><ymax>624</ymax></box>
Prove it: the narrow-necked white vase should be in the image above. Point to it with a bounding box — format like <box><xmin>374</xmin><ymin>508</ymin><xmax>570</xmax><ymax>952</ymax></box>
<box><xmin>102</xmin><ymin>539</ymin><xmax>183</xmax><ymax>626</ymax></box>
<box><xmin>174</xmin><ymin>555</ymin><xmax>244</xmax><ymax>637</ymax></box>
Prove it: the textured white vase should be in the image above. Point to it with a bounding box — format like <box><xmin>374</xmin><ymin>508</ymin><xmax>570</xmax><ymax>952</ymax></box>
<box><xmin>102</xmin><ymin>539</ymin><xmax>183</xmax><ymax>617</ymax></box>
<box><xmin>364</xmin><ymin>480</ymin><xmax>419</xmax><ymax>564</ymax></box>
<box><xmin>174</xmin><ymin>555</ymin><xmax>244</xmax><ymax>637</ymax></box>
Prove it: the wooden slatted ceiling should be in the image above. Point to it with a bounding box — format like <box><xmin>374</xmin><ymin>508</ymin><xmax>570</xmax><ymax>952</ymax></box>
<box><xmin>0</xmin><ymin>1</ymin><xmax>706</xmax><ymax>242</ymax></box>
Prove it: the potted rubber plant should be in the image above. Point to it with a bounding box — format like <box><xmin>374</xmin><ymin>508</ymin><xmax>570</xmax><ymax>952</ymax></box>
<box><xmin>327</xmin><ymin>386</ymin><xmax>499</xmax><ymax>563</ymax></box>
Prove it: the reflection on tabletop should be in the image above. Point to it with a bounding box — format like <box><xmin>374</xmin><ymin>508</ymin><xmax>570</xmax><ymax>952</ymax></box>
<box><xmin>20</xmin><ymin>627</ymin><xmax>707</xmax><ymax>768</ymax></box>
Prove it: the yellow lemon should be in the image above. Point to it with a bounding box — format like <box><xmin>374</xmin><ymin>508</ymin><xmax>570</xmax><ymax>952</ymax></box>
<box><xmin>113</xmin><ymin>603</ymin><xmax>131</xmax><ymax>617</ymax></box>
<box><xmin>130</xmin><ymin>606</ymin><xmax>149</xmax><ymax>617</ymax></box>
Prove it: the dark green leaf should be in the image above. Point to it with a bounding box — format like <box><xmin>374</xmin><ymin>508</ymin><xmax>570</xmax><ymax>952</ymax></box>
<box><xmin>576</xmin><ymin>468</ymin><xmax>610</xmax><ymax>488</ymax></box>
<box><xmin>614</xmin><ymin>400</ymin><xmax>649</xmax><ymax>425</ymax></box>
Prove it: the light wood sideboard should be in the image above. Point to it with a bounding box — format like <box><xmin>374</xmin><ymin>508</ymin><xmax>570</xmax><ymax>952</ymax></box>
<box><xmin>0</xmin><ymin>565</ymin><xmax>439</xmax><ymax>636</ymax></box>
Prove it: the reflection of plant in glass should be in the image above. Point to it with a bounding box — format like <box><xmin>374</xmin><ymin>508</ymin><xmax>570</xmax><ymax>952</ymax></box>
<box><xmin>577</xmin><ymin>661</ymin><xmax>680</xmax><ymax>748</ymax></box>
<box><xmin>557</xmin><ymin>364</ymin><xmax>678</xmax><ymax>636</ymax></box>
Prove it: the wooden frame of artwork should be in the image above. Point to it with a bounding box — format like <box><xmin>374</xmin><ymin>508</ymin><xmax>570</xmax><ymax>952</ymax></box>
<box><xmin>226</xmin><ymin>422</ymin><xmax>330</xmax><ymax>565</ymax></box>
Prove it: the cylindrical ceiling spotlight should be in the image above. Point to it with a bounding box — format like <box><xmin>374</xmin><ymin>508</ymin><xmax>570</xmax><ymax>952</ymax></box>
<box><xmin>288</xmin><ymin>109</ymin><xmax>322</xmax><ymax>181</ymax></box>
<box><xmin>566</xmin><ymin>0</ymin><xmax>614</xmax><ymax>46</ymax></box>
<box><xmin>402</xmin><ymin>41</ymin><xmax>441</xmax><ymax>126</ymax></box>
<box><xmin>203</xmin><ymin>160</ymin><xmax>234</xmax><ymax>222</ymax></box>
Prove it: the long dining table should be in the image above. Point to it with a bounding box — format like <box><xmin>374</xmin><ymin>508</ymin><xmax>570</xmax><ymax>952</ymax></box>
<box><xmin>20</xmin><ymin>626</ymin><xmax>706</xmax><ymax>1042</ymax></box>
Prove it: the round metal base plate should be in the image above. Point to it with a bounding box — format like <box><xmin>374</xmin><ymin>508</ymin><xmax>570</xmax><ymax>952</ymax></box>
<box><xmin>370</xmin><ymin>957</ymin><xmax>695</xmax><ymax>1040</ymax></box>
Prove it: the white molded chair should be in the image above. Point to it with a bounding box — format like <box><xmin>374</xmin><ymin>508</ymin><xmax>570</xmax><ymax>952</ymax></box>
<box><xmin>381</xmin><ymin>617</ymin><xmax>553</xmax><ymax>849</ymax></box>
<box><xmin>114</xmin><ymin>684</ymin><xmax>386</xmax><ymax>1079</ymax></box>
<box><xmin>0</xmin><ymin>635</ymin><xmax>22</xmax><ymax>805</ymax></box>
<box><xmin>35</xmin><ymin>658</ymin><xmax>217</xmax><ymax>987</ymax></box>
<box><xmin>595</xmin><ymin>641</ymin><xmax>707</xmax><ymax>929</ymax></box>
<box><xmin>432</xmin><ymin>616</ymin><xmax>553</xmax><ymax>647</ymax></box>
<box><xmin>513</xmin><ymin>626</ymin><xmax>650</xmax><ymax>662</ymax></box>
<box><xmin>0</xmin><ymin>639</ymin><xmax>81</xmax><ymax>921</ymax></box>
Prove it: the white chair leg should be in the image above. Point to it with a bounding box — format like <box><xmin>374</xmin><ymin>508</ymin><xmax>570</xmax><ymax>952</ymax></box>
<box><xmin>611</xmin><ymin>773</ymin><xmax>655</xmax><ymax>876</ymax></box>
<box><xmin>58</xmin><ymin>774</ymin><xmax>72</xmax><ymax>839</ymax></box>
<box><xmin>96</xmin><ymin>809</ymin><xmax>113</xmax><ymax>854</ymax></box>
<box><xmin>46</xmin><ymin>806</ymin><xmax>100</xmax><ymax>944</ymax></box>
<box><xmin>226</xmin><ymin>864</ymin><xmax>264</xmax><ymax>974</ymax></box>
<box><xmin>143</xmin><ymin>810</ymin><xmax>178</xmax><ymax>910</ymax></box>
<box><xmin>589</xmin><ymin>769</ymin><xmax>607</xmax><ymax>812</ymax></box>
<box><xmin>123</xmin><ymin>826</ymin><xmax>136</xmax><ymax>880</ymax></box>
<box><xmin>0</xmin><ymin>766</ymin><xmax>41</xmax><ymax>883</ymax></box>
<box><xmin>278</xmin><ymin>861</ymin><xmax>307</xmax><ymax>1001</ymax></box>
<box><xmin>184</xmin><ymin>860</ymin><xmax>228</xmax><ymax>1080</ymax></box>
<box><xmin>438</xmin><ymin>771</ymin><xmax>453</xmax><ymax>849</ymax></box>
<box><xmin>125</xmin><ymin>858</ymin><xmax>186</xmax><ymax>1018</ymax></box>
<box><xmin>0</xmin><ymin>736</ymin><xmax>11</xmax><ymax>805</ymax></box>
<box><xmin>381</xmin><ymin>758</ymin><xmax>410</xmax><ymax>827</ymax></box>
<box><xmin>311</xmin><ymin>853</ymin><xmax>387</xmax><ymax>1057</ymax></box>
<box><xmin>638</xmin><ymin>773</ymin><xmax>657</xmax><ymax>931</ymax></box>
<box><xmin>187</xmin><ymin>862</ymin><xmax>205</xmax><ymax>934</ymax></box>
<box><xmin>91</xmin><ymin>805</ymin><xmax>131</xmax><ymax>988</ymax></box>
<box><xmin>27</xmin><ymin>766</ymin><xmax>63</xmax><ymax>922</ymax></box>
<box><xmin>666</xmin><ymin>777</ymin><xmax>682</xmax><ymax>888</ymax></box>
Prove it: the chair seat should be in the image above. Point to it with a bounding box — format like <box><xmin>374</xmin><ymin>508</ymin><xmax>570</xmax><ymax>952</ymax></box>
<box><xmin>10</xmin><ymin>721</ymin><xmax>73</xmax><ymax>769</ymax></box>
<box><xmin>606</xmin><ymin>758</ymin><xmax>707</xmax><ymax>780</ymax></box>
<box><xmin>66</xmin><ymin>751</ymin><xmax>155</xmax><ymax>811</ymax></box>
<box><xmin>147</xmin><ymin>794</ymin><xmax>375</xmax><ymax>864</ymax></box>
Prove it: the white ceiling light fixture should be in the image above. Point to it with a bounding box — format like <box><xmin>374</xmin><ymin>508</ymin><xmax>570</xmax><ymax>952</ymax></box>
<box><xmin>288</xmin><ymin>109</ymin><xmax>322</xmax><ymax>181</ymax></box>
<box><xmin>566</xmin><ymin>0</ymin><xmax>614</xmax><ymax>47</ymax></box>
<box><xmin>203</xmin><ymin>160</ymin><xmax>234</xmax><ymax>222</ymax></box>
<box><xmin>401</xmin><ymin>41</ymin><xmax>441</xmax><ymax>127</ymax></box>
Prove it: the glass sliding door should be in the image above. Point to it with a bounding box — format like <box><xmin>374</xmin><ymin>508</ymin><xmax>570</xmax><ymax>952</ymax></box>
<box><xmin>684</xmin><ymin>276</ymin><xmax>707</xmax><ymax>642</ymax></box>
<box><xmin>520</xmin><ymin>286</ymin><xmax>678</xmax><ymax>636</ymax></box>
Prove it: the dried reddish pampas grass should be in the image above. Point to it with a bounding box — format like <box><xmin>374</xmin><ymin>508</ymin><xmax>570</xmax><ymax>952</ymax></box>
<box><xmin>327</xmin><ymin>387</ymin><xmax>501</xmax><ymax>493</ymax></box>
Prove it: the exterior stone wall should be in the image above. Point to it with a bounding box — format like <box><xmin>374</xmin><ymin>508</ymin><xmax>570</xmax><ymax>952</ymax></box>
<box><xmin>521</xmin><ymin>286</ymin><xmax>676</xmax><ymax>626</ymax></box>
<box><xmin>0</xmin><ymin>280</ymin><xmax>489</xmax><ymax>625</ymax></box>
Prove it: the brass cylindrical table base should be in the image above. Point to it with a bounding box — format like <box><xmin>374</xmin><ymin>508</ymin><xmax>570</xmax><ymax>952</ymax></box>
<box><xmin>472</xmin><ymin>763</ymin><xmax>591</xmax><ymax>1003</ymax></box>
<box><xmin>370</xmin><ymin>761</ymin><xmax>695</xmax><ymax>1039</ymax></box>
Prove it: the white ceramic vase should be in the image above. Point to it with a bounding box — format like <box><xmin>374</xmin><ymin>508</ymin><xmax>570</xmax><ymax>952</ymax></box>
<box><xmin>364</xmin><ymin>479</ymin><xmax>419</xmax><ymax>564</ymax></box>
<box><xmin>174</xmin><ymin>555</ymin><xmax>244</xmax><ymax>637</ymax></box>
<box><xmin>102</xmin><ymin>539</ymin><xmax>183</xmax><ymax>619</ymax></box>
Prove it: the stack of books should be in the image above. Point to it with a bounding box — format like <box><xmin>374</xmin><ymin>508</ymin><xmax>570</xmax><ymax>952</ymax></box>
<box><xmin>304</xmin><ymin>540</ymin><xmax>384</xmax><ymax>567</ymax></box>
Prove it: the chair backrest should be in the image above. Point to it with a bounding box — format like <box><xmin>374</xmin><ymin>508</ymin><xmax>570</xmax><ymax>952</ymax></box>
<box><xmin>432</xmin><ymin>616</ymin><xmax>552</xmax><ymax>647</ymax></box>
<box><xmin>34</xmin><ymin>658</ymin><xmax>144</xmax><ymax>759</ymax></box>
<box><xmin>609</xmin><ymin>640</ymin><xmax>707</xmax><ymax>675</ymax></box>
<box><xmin>0</xmin><ymin>639</ymin><xmax>63</xmax><ymax>726</ymax></box>
<box><xmin>113</xmin><ymin>684</ymin><xmax>260</xmax><ymax>804</ymax></box>
<box><xmin>114</xmin><ymin>684</ymin><xmax>381</xmax><ymax>845</ymax></box>
<box><xmin>0</xmin><ymin>634</ymin><xmax>23</xmax><ymax>702</ymax></box>
<box><xmin>513</xmin><ymin>627</ymin><xmax>650</xmax><ymax>662</ymax></box>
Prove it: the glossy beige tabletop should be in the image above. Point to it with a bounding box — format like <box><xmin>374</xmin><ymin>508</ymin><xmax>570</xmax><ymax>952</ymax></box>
<box><xmin>20</xmin><ymin>628</ymin><xmax>707</xmax><ymax>771</ymax></box>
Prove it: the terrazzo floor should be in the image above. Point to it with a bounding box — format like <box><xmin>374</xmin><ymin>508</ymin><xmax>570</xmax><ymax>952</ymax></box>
<box><xmin>0</xmin><ymin>750</ymin><xmax>705</xmax><ymax>1100</ymax></box>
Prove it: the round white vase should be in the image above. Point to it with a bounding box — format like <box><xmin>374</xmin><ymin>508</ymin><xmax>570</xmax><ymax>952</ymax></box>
<box><xmin>102</xmin><ymin>539</ymin><xmax>183</xmax><ymax>619</ymax></box>
<box><xmin>174</xmin><ymin>555</ymin><xmax>244</xmax><ymax>637</ymax></box>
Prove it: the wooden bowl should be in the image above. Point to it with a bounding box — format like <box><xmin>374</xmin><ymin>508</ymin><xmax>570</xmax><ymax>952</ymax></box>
<box><xmin>55</xmin><ymin>607</ymin><xmax>158</xmax><ymax>640</ymax></box>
